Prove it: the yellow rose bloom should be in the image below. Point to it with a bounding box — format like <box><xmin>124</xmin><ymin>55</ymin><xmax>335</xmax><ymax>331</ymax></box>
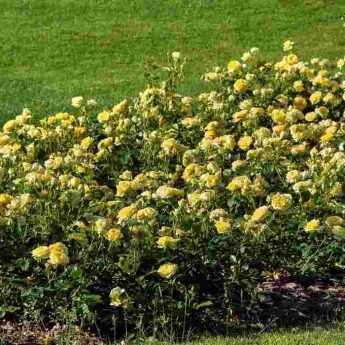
<box><xmin>201</xmin><ymin>173</ymin><xmax>220</xmax><ymax>188</ymax></box>
<box><xmin>238</xmin><ymin>136</ymin><xmax>253</xmax><ymax>151</ymax></box>
<box><xmin>32</xmin><ymin>246</ymin><xmax>50</xmax><ymax>260</ymax></box>
<box><xmin>234</xmin><ymin>79</ymin><xmax>248</xmax><ymax>93</ymax></box>
<box><xmin>71</xmin><ymin>96</ymin><xmax>83</xmax><ymax>108</ymax></box>
<box><xmin>293</xmin><ymin>80</ymin><xmax>304</xmax><ymax>92</ymax></box>
<box><xmin>157</xmin><ymin>262</ymin><xmax>178</xmax><ymax>279</ymax></box>
<box><xmin>286</xmin><ymin>54</ymin><xmax>298</xmax><ymax>65</ymax></box>
<box><xmin>305</xmin><ymin>112</ymin><xmax>317</xmax><ymax>122</ymax></box>
<box><xmin>316</xmin><ymin>106</ymin><xmax>329</xmax><ymax>119</ymax></box>
<box><xmin>304</xmin><ymin>219</ymin><xmax>320</xmax><ymax>233</ymax></box>
<box><xmin>227</xmin><ymin>176</ymin><xmax>251</xmax><ymax>194</ymax></box>
<box><xmin>107</xmin><ymin>228</ymin><xmax>124</xmax><ymax>242</ymax></box>
<box><xmin>48</xmin><ymin>242</ymin><xmax>69</xmax><ymax>266</ymax></box>
<box><xmin>155</xmin><ymin>185</ymin><xmax>183</xmax><ymax>199</ymax></box>
<box><xmin>310</xmin><ymin>91</ymin><xmax>322</xmax><ymax>105</ymax></box>
<box><xmin>118</xmin><ymin>205</ymin><xmax>137</xmax><ymax>222</ymax></box>
<box><xmin>215</xmin><ymin>217</ymin><xmax>232</xmax><ymax>234</ymax></box>
<box><xmin>161</xmin><ymin>138</ymin><xmax>180</xmax><ymax>156</ymax></box>
<box><xmin>49</xmin><ymin>250</ymin><xmax>70</xmax><ymax>266</ymax></box>
<box><xmin>271</xmin><ymin>193</ymin><xmax>292</xmax><ymax>211</ymax></box>
<box><xmin>109</xmin><ymin>287</ymin><xmax>129</xmax><ymax>308</ymax></box>
<box><xmin>227</xmin><ymin>60</ymin><xmax>242</xmax><ymax>72</ymax></box>
<box><xmin>3</xmin><ymin>120</ymin><xmax>16</xmax><ymax>133</ymax></box>
<box><xmin>183</xmin><ymin>163</ymin><xmax>203</xmax><ymax>182</ymax></box>
<box><xmin>286</xmin><ymin>170</ymin><xmax>302</xmax><ymax>184</ymax></box>
<box><xmin>271</xmin><ymin>109</ymin><xmax>286</xmax><ymax>124</ymax></box>
<box><xmin>135</xmin><ymin>207</ymin><xmax>157</xmax><ymax>221</ymax></box>
<box><xmin>251</xmin><ymin>206</ymin><xmax>269</xmax><ymax>222</ymax></box>
<box><xmin>293</xmin><ymin>96</ymin><xmax>307</xmax><ymax>111</ymax></box>
<box><xmin>80</xmin><ymin>136</ymin><xmax>93</xmax><ymax>150</ymax></box>
<box><xmin>0</xmin><ymin>193</ymin><xmax>12</xmax><ymax>207</ymax></box>
<box><xmin>97</xmin><ymin>111</ymin><xmax>111</xmax><ymax>123</ymax></box>
<box><xmin>116</xmin><ymin>181</ymin><xmax>133</xmax><ymax>197</ymax></box>
<box><xmin>157</xmin><ymin>236</ymin><xmax>179</xmax><ymax>249</ymax></box>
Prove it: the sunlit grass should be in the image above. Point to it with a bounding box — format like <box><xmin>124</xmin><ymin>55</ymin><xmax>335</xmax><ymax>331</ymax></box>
<box><xmin>0</xmin><ymin>0</ymin><xmax>344</xmax><ymax>122</ymax></box>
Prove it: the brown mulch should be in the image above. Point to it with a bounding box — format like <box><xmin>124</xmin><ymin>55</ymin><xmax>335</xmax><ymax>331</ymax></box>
<box><xmin>0</xmin><ymin>322</ymin><xmax>105</xmax><ymax>345</ymax></box>
<box><xmin>256</xmin><ymin>273</ymin><xmax>345</xmax><ymax>325</ymax></box>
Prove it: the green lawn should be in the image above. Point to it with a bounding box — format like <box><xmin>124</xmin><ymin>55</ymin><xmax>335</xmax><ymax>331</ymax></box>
<box><xmin>147</xmin><ymin>326</ymin><xmax>345</xmax><ymax>345</ymax></box>
<box><xmin>0</xmin><ymin>0</ymin><xmax>345</xmax><ymax>123</ymax></box>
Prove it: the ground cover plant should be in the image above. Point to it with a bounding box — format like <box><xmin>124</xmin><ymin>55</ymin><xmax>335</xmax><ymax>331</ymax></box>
<box><xmin>2</xmin><ymin>40</ymin><xmax>345</xmax><ymax>342</ymax></box>
<box><xmin>1</xmin><ymin>0</ymin><xmax>345</xmax><ymax>123</ymax></box>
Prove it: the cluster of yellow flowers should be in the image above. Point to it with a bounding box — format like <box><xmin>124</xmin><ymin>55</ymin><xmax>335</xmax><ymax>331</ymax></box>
<box><xmin>1</xmin><ymin>41</ymin><xmax>345</xmax><ymax>309</ymax></box>
<box><xmin>32</xmin><ymin>242</ymin><xmax>69</xmax><ymax>266</ymax></box>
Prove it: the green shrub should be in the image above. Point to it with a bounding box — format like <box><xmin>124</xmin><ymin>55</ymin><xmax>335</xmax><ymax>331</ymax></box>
<box><xmin>2</xmin><ymin>42</ymin><xmax>345</xmax><ymax>339</ymax></box>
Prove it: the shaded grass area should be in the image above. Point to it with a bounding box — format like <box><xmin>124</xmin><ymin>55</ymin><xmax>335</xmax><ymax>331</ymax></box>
<box><xmin>0</xmin><ymin>0</ymin><xmax>344</xmax><ymax>122</ymax></box>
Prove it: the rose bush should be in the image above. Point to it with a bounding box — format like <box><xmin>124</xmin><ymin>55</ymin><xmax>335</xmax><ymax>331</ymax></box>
<box><xmin>2</xmin><ymin>42</ymin><xmax>345</xmax><ymax>338</ymax></box>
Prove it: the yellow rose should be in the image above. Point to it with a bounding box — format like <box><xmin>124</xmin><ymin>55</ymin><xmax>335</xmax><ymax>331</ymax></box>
<box><xmin>310</xmin><ymin>91</ymin><xmax>322</xmax><ymax>105</ymax></box>
<box><xmin>80</xmin><ymin>136</ymin><xmax>93</xmax><ymax>150</ymax></box>
<box><xmin>293</xmin><ymin>80</ymin><xmax>304</xmax><ymax>92</ymax></box>
<box><xmin>48</xmin><ymin>242</ymin><xmax>69</xmax><ymax>266</ymax></box>
<box><xmin>271</xmin><ymin>193</ymin><xmax>292</xmax><ymax>211</ymax></box>
<box><xmin>3</xmin><ymin>120</ymin><xmax>16</xmax><ymax>133</ymax></box>
<box><xmin>157</xmin><ymin>236</ymin><xmax>179</xmax><ymax>249</ymax></box>
<box><xmin>286</xmin><ymin>54</ymin><xmax>298</xmax><ymax>65</ymax></box>
<box><xmin>157</xmin><ymin>262</ymin><xmax>178</xmax><ymax>279</ymax></box>
<box><xmin>161</xmin><ymin>138</ymin><xmax>180</xmax><ymax>156</ymax></box>
<box><xmin>135</xmin><ymin>207</ymin><xmax>157</xmax><ymax>221</ymax></box>
<box><xmin>155</xmin><ymin>185</ymin><xmax>183</xmax><ymax>199</ymax></box>
<box><xmin>304</xmin><ymin>219</ymin><xmax>320</xmax><ymax>233</ymax></box>
<box><xmin>116</xmin><ymin>181</ymin><xmax>133</xmax><ymax>197</ymax></box>
<box><xmin>107</xmin><ymin>228</ymin><xmax>123</xmax><ymax>242</ymax></box>
<box><xmin>215</xmin><ymin>217</ymin><xmax>232</xmax><ymax>234</ymax></box>
<box><xmin>227</xmin><ymin>60</ymin><xmax>242</xmax><ymax>72</ymax></box>
<box><xmin>71</xmin><ymin>96</ymin><xmax>83</xmax><ymax>108</ymax></box>
<box><xmin>305</xmin><ymin>112</ymin><xmax>317</xmax><ymax>122</ymax></box>
<box><xmin>227</xmin><ymin>176</ymin><xmax>251</xmax><ymax>194</ymax></box>
<box><xmin>49</xmin><ymin>251</ymin><xmax>70</xmax><ymax>266</ymax></box>
<box><xmin>109</xmin><ymin>287</ymin><xmax>129</xmax><ymax>308</ymax></box>
<box><xmin>32</xmin><ymin>246</ymin><xmax>50</xmax><ymax>260</ymax></box>
<box><xmin>233</xmin><ymin>79</ymin><xmax>248</xmax><ymax>93</ymax></box>
<box><xmin>271</xmin><ymin>109</ymin><xmax>286</xmax><ymax>124</ymax></box>
<box><xmin>238</xmin><ymin>136</ymin><xmax>252</xmax><ymax>151</ymax></box>
<box><xmin>251</xmin><ymin>206</ymin><xmax>269</xmax><ymax>222</ymax></box>
<box><xmin>0</xmin><ymin>193</ymin><xmax>12</xmax><ymax>207</ymax></box>
<box><xmin>293</xmin><ymin>96</ymin><xmax>307</xmax><ymax>111</ymax></box>
<box><xmin>183</xmin><ymin>163</ymin><xmax>203</xmax><ymax>182</ymax></box>
<box><xmin>97</xmin><ymin>111</ymin><xmax>111</xmax><ymax>123</ymax></box>
<box><xmin>118</xmin><ymin>205</ymin><xmax>137</xmax><ymax>222</ymax></box>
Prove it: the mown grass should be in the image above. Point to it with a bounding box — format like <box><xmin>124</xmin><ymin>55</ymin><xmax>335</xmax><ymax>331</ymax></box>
<box><xmin>0</xmin><ymin>0</ymin><xmax>345</xmax><ymax>122</ymax></box>
<box><xmin>147</xmin><ymin>326</ymin><xmax>345</xmax><ymax>345</ymax></box>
